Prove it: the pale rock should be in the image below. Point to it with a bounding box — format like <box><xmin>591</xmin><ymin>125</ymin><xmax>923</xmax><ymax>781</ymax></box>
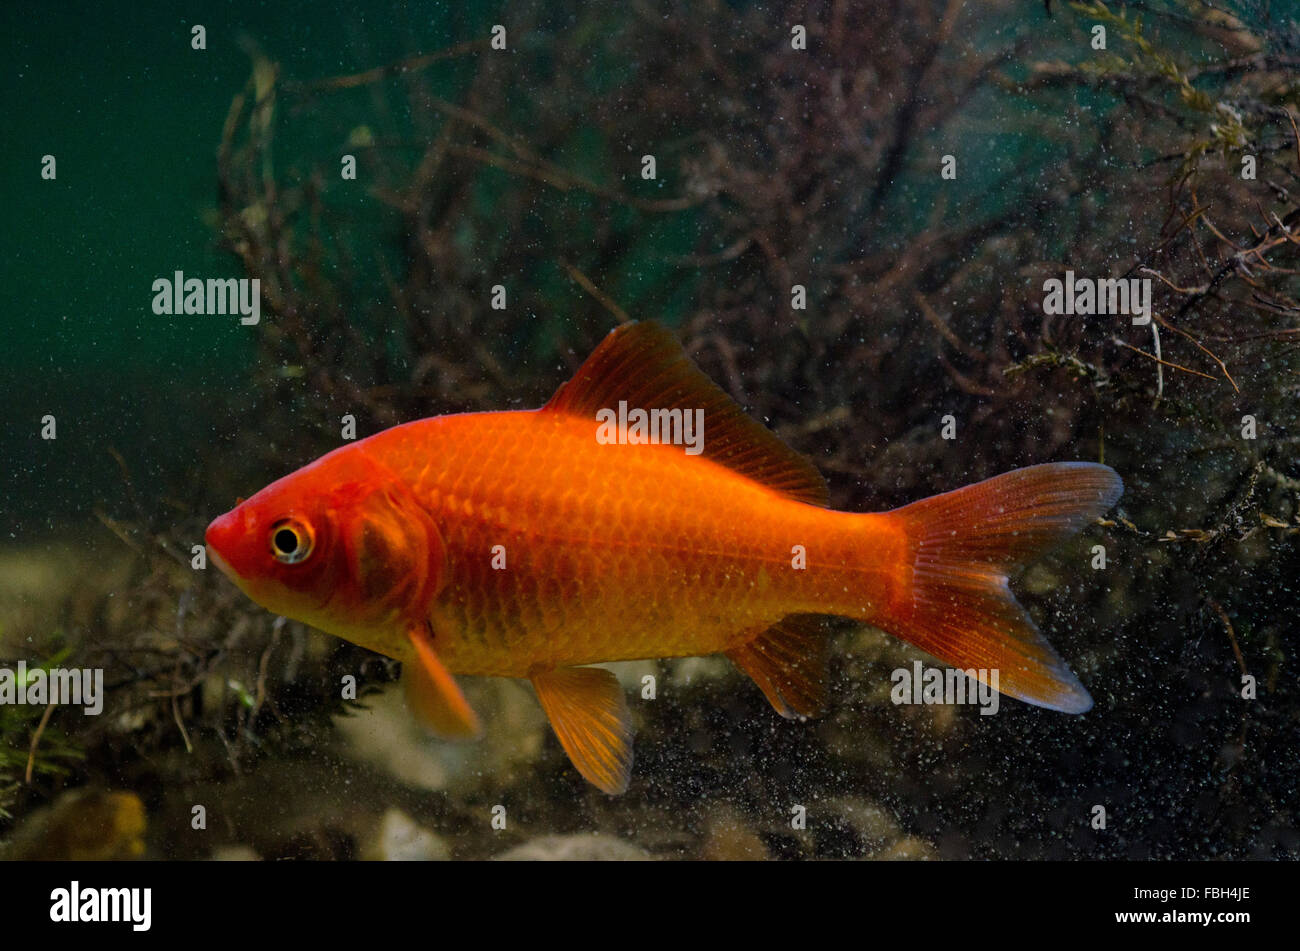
<box><xmin>494</xmin><ymin>834</ymin><xmax>652</xmax><ymax>861</ymax></box>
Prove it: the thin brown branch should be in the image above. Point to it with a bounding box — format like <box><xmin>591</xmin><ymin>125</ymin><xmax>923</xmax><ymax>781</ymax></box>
<box><xmin>24</xmin><ymin>703</ymin><xmax>56</xmax><ymax>784</ymax></box>
<box><xmin>1112</xmin><ymin>338</ymin><xmax>1219</xmax><ymax>381</ymax></box>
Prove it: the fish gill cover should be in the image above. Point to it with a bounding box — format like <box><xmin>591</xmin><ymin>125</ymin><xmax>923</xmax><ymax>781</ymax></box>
<box><xmin>0</xmin><ymin>0</ymin><xmax>1297</xmax><ymax>871</ymax></box>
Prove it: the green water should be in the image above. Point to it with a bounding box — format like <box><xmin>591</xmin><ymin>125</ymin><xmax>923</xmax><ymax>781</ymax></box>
<box><xmin>3</xmin><ymin>1</ymin><xmax>499</xmax><ymax>535</ymax></box>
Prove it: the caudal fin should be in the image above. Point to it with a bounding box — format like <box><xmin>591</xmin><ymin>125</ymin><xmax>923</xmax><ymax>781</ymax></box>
<box><xmin>882</xmin><ymin>462</ymin><xmax>1123</xmax><ymax>714</ymax></box>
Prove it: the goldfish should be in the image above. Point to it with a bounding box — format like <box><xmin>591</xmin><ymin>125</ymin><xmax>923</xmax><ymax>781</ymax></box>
<box><xmin>206</xmin><ymin>321</ymin><xmax>1122</xmax><ymax>794</ymax></box>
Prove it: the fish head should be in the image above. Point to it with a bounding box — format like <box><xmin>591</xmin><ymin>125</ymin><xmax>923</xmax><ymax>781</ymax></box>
<box><xmin>205</xmin><ymin>448</ymin><xmax>446</xmax><ymax>643</ymax></box>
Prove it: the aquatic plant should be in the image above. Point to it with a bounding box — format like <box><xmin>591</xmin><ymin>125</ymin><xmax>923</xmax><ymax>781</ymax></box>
<box><xmin>200</xmin><ymin>1</ymin><xmax>1292</xmax><ymax>856</ymax></box>
<box><xmin>0</xmin><ymin>648</ymin><xmax>86</xmax><ymax>819</ymax></box>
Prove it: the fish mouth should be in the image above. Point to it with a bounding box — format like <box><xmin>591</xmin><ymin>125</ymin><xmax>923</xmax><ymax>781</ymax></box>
<box><xmin>207</xmin><ymin>543</ymin><xmax>236</xmax><ymax>580</ymax></box>
<box><xmin>204</xmin><ymin>511</ymin><xmax>243</xmax><ymax>581</ymax></box>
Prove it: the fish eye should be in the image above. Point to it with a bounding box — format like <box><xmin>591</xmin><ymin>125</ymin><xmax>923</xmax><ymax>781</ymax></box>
<box><xmin>269</xmin><ymin>519</ymin><xmax>314</xmax><ymax>564</ymax></box>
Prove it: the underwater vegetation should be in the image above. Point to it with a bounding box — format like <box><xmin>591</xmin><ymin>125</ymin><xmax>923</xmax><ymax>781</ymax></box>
<box><xmin>3</xmin><ymin>0</ymin><xmax>1299</xmax><ymax>859</ymax></box>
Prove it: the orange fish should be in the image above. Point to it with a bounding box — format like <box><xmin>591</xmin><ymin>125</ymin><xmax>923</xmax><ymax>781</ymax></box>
<box><xmin>206</xmin><ymin>322</ymin><xmax>1122</xmax><ymax>793</ymax></box>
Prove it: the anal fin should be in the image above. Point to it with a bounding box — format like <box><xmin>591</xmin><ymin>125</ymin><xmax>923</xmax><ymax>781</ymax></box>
<box><xmin>403</xmin><ymin>622</ymin><xmax>482</xmax><ymax>739</ymax></box>
<box><xmin>531</xmin><ymin>666</ymin><xmax>633</xmax><ymax>795</ymax></box>
<box><xmin>726</xmin><ymin>615</ymin><xmax>830</xmax><ymax>719</ymax></box>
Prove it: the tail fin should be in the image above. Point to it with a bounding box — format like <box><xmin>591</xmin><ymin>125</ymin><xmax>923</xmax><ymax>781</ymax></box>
<box><xmin>882</xmin><ymin>463</ymin><xmax>1122</xmax><ymax>714</ymax></box>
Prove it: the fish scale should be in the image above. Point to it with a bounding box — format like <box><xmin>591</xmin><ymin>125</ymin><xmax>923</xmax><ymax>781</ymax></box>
<box><xmin>372</xmin><ymin>410</ymin><xmax>863</xmax><ymax>676</ymax></box>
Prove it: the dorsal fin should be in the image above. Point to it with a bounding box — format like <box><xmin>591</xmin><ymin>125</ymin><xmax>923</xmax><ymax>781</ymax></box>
<box><xmin>544</xmin><ymin>322</ymin><xmax>828</xmax><ymax>506</ymax></box>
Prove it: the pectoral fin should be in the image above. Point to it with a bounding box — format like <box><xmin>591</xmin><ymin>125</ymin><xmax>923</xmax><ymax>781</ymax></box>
<box><xmin>403</xmin><ymin>622</ymin><xmax>481</xmax><ymax>739</ymax></box>
<box><xmin>531</xmin><ymin>666</ymin><xmax>633</xmax><ymax>795</ymax></box>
